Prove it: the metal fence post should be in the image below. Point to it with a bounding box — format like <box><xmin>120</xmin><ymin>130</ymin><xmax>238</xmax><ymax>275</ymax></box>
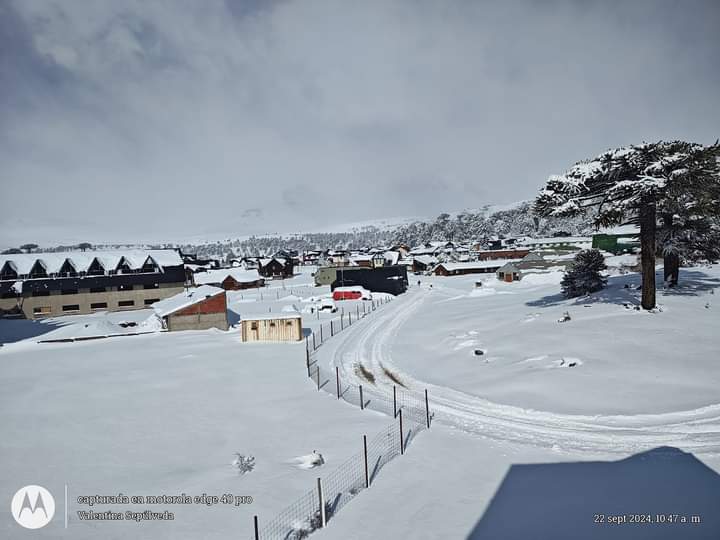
<box><xmin>399</xmin><ymin>409</ymin><xmax>404</xmax><ymax>455</ymax></box>
<box><xmin>313</xmin><ymin>332</ymin><xmax>316</xmax><ymax>350</ymax></box>
<box><xmin>425</xmin><ymin>388</ymin><xmax>430</xmax><ymax>428</ymax></box>
<box><xmin>393</xmin><ymin>385</ymin><xmax>397</xmax><ymax>418</ymax></box>
<box><xmin>317</xmin><ymin>478</ymin><xmax>326</xmax><ymax>528</ymax></box>
<box><xmin>336</xmin><ymin>366</ymin><xmax>340</xmax><ymax>399</ymax></box>
<box><xmin>359</xmin><ymin>385</ymin><xmax>364</xmax><ymax>410</ymax></box>
<box><xmin>363</xmin><ymin>435</ymin><xmax>369</xmax><ymax>488</ymax></box>
<box><xmin>320</xmin><ymin>324</ymin><xmax>323</xmax><ymax>343</ymax></box>
<box><xmin>254</xmin><ymin>515</ymin><xmax>259</xmax><ymax>540</ymax></box>
<box><xmin>316</xmin><ymin>366</ymin><xmax>320</xmax><ymax>391</ymax></box>
<box><xmin>331</xmin><ymin>320</ymin><xmax>334</xmax><ymax>336</ymax></box>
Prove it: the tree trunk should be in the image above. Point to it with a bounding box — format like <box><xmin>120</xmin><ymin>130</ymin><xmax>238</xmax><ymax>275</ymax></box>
<box><xmin>639</xmin><ymin>201</ymin><xmax>657</xmax><ymax>309</ymax></box>
<box><xmin>663</xmin><ymin>253</ymin><xmax>679</xmax><ymax>287</ymax></box>
<box><xmin>661</xmin><ymin>214</ymin><xmax>680</xmax><ymax>287</ymax></box>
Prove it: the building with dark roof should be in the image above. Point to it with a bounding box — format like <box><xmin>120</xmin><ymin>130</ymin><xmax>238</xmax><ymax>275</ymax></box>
<box><xmin>0</xmin><ymin>249</ymin><xmax>187</xmax><ymax>319</ymax></box>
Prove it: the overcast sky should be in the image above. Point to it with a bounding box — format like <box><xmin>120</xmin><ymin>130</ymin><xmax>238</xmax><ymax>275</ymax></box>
<box><xmin>1</xmin><ymin>0</ymin><xmax>718</xmax><ymax>246</ymax></box>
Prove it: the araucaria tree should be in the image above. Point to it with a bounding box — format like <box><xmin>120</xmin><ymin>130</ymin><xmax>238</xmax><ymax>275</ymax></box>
<box><xmin>535</xmin><ymin>141</ymin><xmax>720</xmax><ymax>309</ymax></box>
<box><xmin>561</xmin><ymin>249</ymin><xmax>607</xmax><ymax>298</ymax></box>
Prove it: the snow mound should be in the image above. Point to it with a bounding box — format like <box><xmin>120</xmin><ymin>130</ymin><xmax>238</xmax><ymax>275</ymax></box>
<box><xmin>290</xmin><ymin>451</ymin><xmax>325</xmax><ymax>470</ymax></box>
<box><xmin>469</xmin><ymin>288</ymin><xmax>497</xmax><ymax>297</ymax></box>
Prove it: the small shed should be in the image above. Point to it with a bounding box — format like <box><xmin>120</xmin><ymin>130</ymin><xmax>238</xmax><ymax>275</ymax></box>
<box><xmin>497</xmin><ymin>262</ymin><xmax>521</xmax><ymax>282</ymax></box>
<box><xmin>241</xmin><ymin>312</ymin><xmax>303</xmax><ymax>342</ymax></box>
<box><xmin>152</xmin><ymin>285</ymin><xmax>229</xmax><ymax>331</ymax></box>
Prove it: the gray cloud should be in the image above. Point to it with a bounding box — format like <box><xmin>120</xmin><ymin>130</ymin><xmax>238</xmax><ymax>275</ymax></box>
<box><xmin>1</xmin><ymin>0</ymin><xmax>718</xmax><ymax>247</ymax></box>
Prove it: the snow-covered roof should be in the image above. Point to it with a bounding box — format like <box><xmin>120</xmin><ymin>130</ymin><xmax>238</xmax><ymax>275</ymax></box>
<box><xmin>596</xmin><ymin>225</ymin><xmax>640</xmax><ymax>236</ymax></box>
<box><xmin>436</xmin><ymin>259</ymin><xmax>522</xmax><ymax>272</ymax></box>
<box><xmin>413</xmin><ymin>255</ymin><xmax>438</xmax><ymax>265</ymax></box>
<box><xmin>152</xmin><ymin>285</ymin><xmax>225</xmax><ymax>318</ymax></box>
<box><xmin>241</xmin><ymin>310</ymin><xmax>302</xmax><ymax>321</ymax></box>
<box><xmin>0</xmin><ymin>249</ymin><xmax>182</xmax><ymax>278</ymax></box>
<box><xmin>519</xmin><ymin>236</ymin><xmax>592</xmax><ymax>245</ymax></box>
<box><xmin>334</xmin><ymin>286</ymin><xmax>370</xmax><ymax>293</ymax></box>
<box><xmin>384</xmin><ymin>251</ymin><xmax>401</xmax><ymax>265</ymax></box>
<box><xmin>193</xmin><ymin>268</ymin><xmax>263</xmax><ymax>285</ymax></box>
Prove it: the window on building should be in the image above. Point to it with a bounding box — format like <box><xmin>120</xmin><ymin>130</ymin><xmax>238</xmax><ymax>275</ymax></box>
<box><xmin>62</xmin><ymin>304</ymin><xmax>80</xmax><ymax>312</ymax></box>
<box><xmin>90</xmin><ymin>287</ymin><xmax>106</xmax><ymax>293</ymax></box>
<box><xmin>250</xmin><ymin>322</ymin><xmax>258</xmax><ymax>330</ymax></box>
<box><xmin>269</xmin><ymin>321</ymin><xmax>276</xmax><ymax>327</ymax></box>
<box><xmin>118</xmin><ymin>300</ymin><xmax>134</xmax><ymax>307</ymax></box>
<box><xmin>116</xmin><ymin>258</ymin><xmax>134</xmax><ymax>274</ymax></box>
<box><xmin>58</xmin><ymin>259</ymin><xmax>77</xmax><ymax>277</ymax></box>
<box><xmin>144</xmin><ymin>298</ymin><xmax>159</xmax><ymax>306</ymax></box>
<box><xmin>29</xmin><ymin>261</ymin><xmax>48</xmax><ymax>279</ymax></box>
<box><xmin>61</xmin><ymin>288</ymin><xmax>79</xmax><ymax>295</ymax></box>
<box><xmin>118</xmin><ymin>284</ymin><xmax>134</xmax><ymax>291</ymax></box>
<box><xmin>141</xmin><ymin>257</ymin><xmax>160</xmax><ymax>273</ymax></box>
<box><xmin>143</xmin><ymin>283</ymin><xmax>159</xmax><ymax>289</ymax></box>
<box><xmin>33</xmin><ymin>306</ymin><xmax>51</xmax><ymax>315</ymax></box>
<box><xmin>31</xmin><ymin>290</ymin><xmax>50</xmax><ymax>297</ymax></box>
<box><xmin>0</xmin><ymin>262</ymin><xmax>18</xmax><ymax>281</ymax></box>
<box><xmin>286</xmin><ymin>320</ymin><xmax>293</xmax><ymax>326</ymax></box>
<box><xmin>86</xmin><ymin>258</ymin><xmax>105</xmax><ymax>276</ymax></box>
<box><xmin>90</xmin><ymin>302</ymin><xmax>107</xmax><ymax>310</ymax></box>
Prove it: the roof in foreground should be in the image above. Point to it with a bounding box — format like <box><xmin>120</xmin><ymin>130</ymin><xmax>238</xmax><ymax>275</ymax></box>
<box><xmin>152</xmin><ymin>285</ymin><xmax>225</xmax><ymax>318</ymax></box>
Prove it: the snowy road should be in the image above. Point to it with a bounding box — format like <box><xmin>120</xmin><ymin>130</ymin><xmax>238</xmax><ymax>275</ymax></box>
<box><xmin>320</xmin><ymin>288</ymin><xmax>720</xmax><ymax>456</ymax></box>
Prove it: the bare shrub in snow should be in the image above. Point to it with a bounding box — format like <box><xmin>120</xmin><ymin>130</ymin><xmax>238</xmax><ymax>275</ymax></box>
<box><xmin>232</xmin><ymin>454</ymin><xmax>255</xmax><ymax>475</ymax></box>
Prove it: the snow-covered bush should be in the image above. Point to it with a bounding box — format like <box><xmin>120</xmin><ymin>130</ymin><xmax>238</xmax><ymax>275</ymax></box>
<box><xmin>561</xmin><ymin>249</ymin><xmax>607</xmax><ymax>298</ymax></box>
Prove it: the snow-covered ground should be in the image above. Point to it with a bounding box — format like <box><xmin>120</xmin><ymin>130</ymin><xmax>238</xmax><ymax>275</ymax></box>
<box><xmin>0</xmin><ymin>282</ymin><xmax>393</xmax><ymax>539</ymax></box>
<box><xmin>308</xmin><ymin>264</ymin><xmax>720</xmax><ymax>538</ymax></box>
<box><xmin>2</xmin><ymin>264</ymin><xmax>719</xmax><ymax>539</ymax></box>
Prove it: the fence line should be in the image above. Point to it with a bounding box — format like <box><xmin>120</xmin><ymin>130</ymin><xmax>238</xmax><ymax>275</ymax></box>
<box><xmin>251</xmin><ymin>295</ymin><xmax>432</xmax><ymax>540</ymax></box>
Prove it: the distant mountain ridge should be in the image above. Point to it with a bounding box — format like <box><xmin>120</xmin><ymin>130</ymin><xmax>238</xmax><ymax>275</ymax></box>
<box><xmin>26</xmin><ymin>200</ymin><xmax>593</xmax><ymax>261</ymax></box>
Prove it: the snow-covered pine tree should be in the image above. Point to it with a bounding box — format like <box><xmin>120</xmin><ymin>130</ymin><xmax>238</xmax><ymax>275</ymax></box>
<box><xmin>535</xmin><ymin>141</ymin><xmax>720</xmax><ymax>309</ymax></box>
<box><xmin>561</xmin><ymin>249</ymin><xmax>607</xmax><ymax>298</ymax></box>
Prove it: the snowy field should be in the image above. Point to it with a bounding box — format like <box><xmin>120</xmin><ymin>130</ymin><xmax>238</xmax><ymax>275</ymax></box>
<box><xmin>2</xmin><ymin>264</ymin><xmax>720</xmax><ymax>539</ymax></box>
<box><xmin>0</xmin><ymin>269</ymin><xmax>394</xmax><ymax>539</ymax></box>
<box><xmin>391</xmin><ymin>267</ymin><xmax>720</xmax><ymax>416</ymax></box>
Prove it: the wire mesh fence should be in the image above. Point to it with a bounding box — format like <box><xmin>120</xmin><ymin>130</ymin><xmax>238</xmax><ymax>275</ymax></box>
<box><xmin>251</xmin><ymin>296</ymin><xmax>431</xmax><ymax>540</ymax></box>
<box><xmin>253</xmin><ymin>414</ymin><xmax>426</xmax><ymax>540</ymax></box>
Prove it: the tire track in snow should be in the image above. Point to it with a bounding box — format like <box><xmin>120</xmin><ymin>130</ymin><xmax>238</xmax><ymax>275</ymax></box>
<box><xmin>321</xmin><ymin>288</ymin><xmax>720</xmax><ymax>455</ymax></box>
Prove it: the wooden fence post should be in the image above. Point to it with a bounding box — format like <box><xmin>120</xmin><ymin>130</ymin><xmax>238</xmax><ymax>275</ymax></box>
<box><xmin>254</xmin><ymin>515</ymin><xmax>259</xmax><ymax>540</ymax></box>
<box><xmin>317</xmin><ymin>478</ymin><xmax>326</xmax><ymax>528</ymax></box>
<box><xmin>363</xmin><ymin>435</ymin><xmax>369</xmax><ymax>488</ymax></box>
<box><xmin>425</xmin><ymin>388</ymin><xmax>431</xmax><ymax>428</ymax></box>
<box><xmin>359</xmin><ymin>385</ymin><xmax>364</xmax><ymax>410</ymax></box>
